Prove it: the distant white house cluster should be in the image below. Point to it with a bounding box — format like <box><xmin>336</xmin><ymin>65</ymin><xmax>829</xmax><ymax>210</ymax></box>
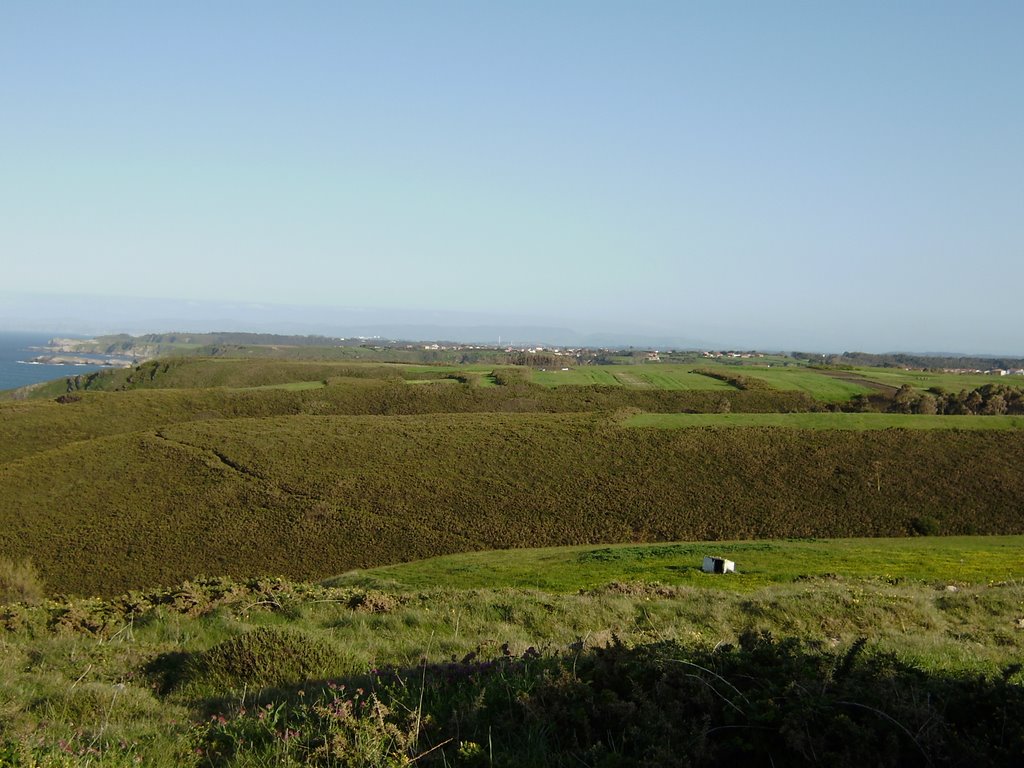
<box><xmin>942</xmin><ymin>368</ymin><xmax>1024</xmax><ymax>376</ymax></box>
<box><xmin>702</xmin><ymin>351</ymin><xmax>766</xmax><ymax>360</ymax></box>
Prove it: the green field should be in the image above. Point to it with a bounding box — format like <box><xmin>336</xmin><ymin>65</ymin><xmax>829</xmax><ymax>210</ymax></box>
<box><xmin>532</xmin><ymin>365</ymin><xmax>739</xmax><ymax>390</ymax></box>
<box><xmin>0</xmin><ymin>379</ymin><xmax>818</xmax><ymax>465</ymax></box>
<box><xmin>852</xmin><ymin>366</ymin><xmax>1024</xmax><ymax>392</ymax></box>
<box><xmin>245</xmin><ymin>379</ymin><xmax>328</xmax><ymax>391</ymax></box>
<box><xmin>531</xmin><ymin>363</ymin><xmax>875</xmax><ymax>402</ymax></box>
<box><xmin>531</xmin><ymin>367</ymin><xmax>624</xmax><ymax>386</ymax></box>
<box><xmin>628</xmin><ymin>368</ymin><xmax>736</xmax><ymax>390</ymax></box>
<box><xmin>404</xmin><ymin>377</ymin><xmax>461</xmax><ymax>385</ymax></box>
<box><xmin>694</xmin><ymin>363</ymin><xmax>877</xmax><ymax>401</ymax></box>
<box><xmin>329</xmin><ymin>535</ymin><xmax>1024</xmax><ymax>592</ymax></box>
<box><xmin>628</xmin><ymin>412</ymin><xmax>1024</xmax><ymax>430</ymax></box>
<box><xmin>29</xmin><ymin>355</ymin><xmax>997</xmax><ymax>407</ymax></box>
<box><xmin>396</xmin><ymin>363</ymin><xmax>497</xmax><ymax>375</ymax></box>
<box><xmin>531</xmin><ymin>362</ymin><xmax>1024</xmax><ymax>404</ymax></box>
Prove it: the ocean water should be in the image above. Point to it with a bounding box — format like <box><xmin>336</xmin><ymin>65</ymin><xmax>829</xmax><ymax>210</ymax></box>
<box><xmin>0</xmin><ymin>331</ymin><xmax>104</xmax><ymax>392</ymax></box>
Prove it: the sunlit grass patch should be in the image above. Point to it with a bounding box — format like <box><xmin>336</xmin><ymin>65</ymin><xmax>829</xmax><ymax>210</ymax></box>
<box><xmin>326</xmin><ymin>535</ymin><xmax>1024</xmax><ymax>593</ymax></box>
<box><xmin>626</xmin><ymin>412</ymin><xmax>1024</xmax><ymax>429</ymax></box>
<box><xmin>853</xmin><ymin>366</ymin><xmax>1024</xmax><ymax>393</ymax></box>
<box><xmin>243</xmin><ymin>380</ymin><xmax>327</xmax><ymax>391</ymax></box>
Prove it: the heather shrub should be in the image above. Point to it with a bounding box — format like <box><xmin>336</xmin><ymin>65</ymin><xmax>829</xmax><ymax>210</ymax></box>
<box><xmin>187</xmin><ymin>627</ymin><xmax>344</xmax><ymax>689</ymax></box>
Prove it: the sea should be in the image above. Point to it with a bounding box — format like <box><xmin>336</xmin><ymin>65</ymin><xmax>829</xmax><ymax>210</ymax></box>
<box><xmin>0</xmin><ymin>331</ymin><xmax>106</xmax><ymax>392</ymax></box>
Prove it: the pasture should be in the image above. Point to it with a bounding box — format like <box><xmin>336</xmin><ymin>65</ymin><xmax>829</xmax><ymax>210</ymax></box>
<box><xmin>530</xmin><ymin>361</ymin><xmax>1024</xmax><ymax>404</ymax></box>
<box><xmin>627</xmin><ymin>412</ymin><xmax>1024</xmax><ymax>430</ymax></box>
<box><xmin>625</xmin><ymin>367</ymin><xmax>736</xmax><ymax>390</ymax></box>
<box><xmin>852</xmin><ymin>366</ymin><xmax>1024</xmax><ymax>393</ymax></box>
<box><xmin>531</xmin><ymin>362</ymin><xmax>873</xmax><ymax>402</ymax></box>
<box><xmin>532</xmin><ymin>365</ymin><xmax>738</xmax><ymax>390</ymax></box>
<box><xmin>245</xmin><ymin>380</ymin><xmax>328</xmax><ymax>391</ymax></box>
<box><xmin>531</xmin><ymin>367</ymin><xmax>623</xmax><ymax>386</ymax></box>
<box><xmin>693</xmin><ymin>363</ymin><xmax>877</xmax><ymax>401</ymax></box>
<box><xmin>329</xmin><ymin>535</ymin><xmax>1024</xmax><ymax>592</ymax></box>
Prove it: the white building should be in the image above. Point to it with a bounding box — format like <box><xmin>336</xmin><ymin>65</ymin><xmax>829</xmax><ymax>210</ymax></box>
<box><xmin>702</xmin><ymin>556</ymin><xmax>735</xmax><ymax>574</ymax></box>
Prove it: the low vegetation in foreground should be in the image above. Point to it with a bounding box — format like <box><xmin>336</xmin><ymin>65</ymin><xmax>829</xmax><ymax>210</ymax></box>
<box><xmin>2</xmin><ymin>346</ymin><xmax>1023</xmax><ymax>764</ymax></box>
<box><xmin>2</xmin><ymin>537</ymin><xmax>1024</xmax><ymax>766</ymax></box>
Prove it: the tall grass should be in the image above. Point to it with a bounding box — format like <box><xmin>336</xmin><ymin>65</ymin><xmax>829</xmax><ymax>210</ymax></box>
<box><xmin>2</xmin><ymin>572</ymin><xmax>1022</xmax><ymax>765</ymax></box>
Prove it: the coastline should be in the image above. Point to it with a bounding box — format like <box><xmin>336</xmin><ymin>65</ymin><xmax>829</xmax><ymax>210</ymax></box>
<box><xmin>21</xmin><ymin>354</ymin><xmax>133</xmax><ymax>367</ymax></box>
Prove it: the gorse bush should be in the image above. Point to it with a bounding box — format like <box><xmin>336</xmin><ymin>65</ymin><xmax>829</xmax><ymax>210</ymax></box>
<box><xmin>890</xmin><ymin>382</ymin><xmax>1024</xmax><ymax>415</ymax></box>
<box><xmin>188</xmin><ymin>627</ymin><xmax>344</xmax><ymax>690</ymax></box>
<box><xmin>0</xmin><ymin>557</ymin><xmax>44</xmax><ymax>605</ymax></box>
<box><xmin>692</xmin><ymin>367</ymin><xmax>775</xmax><ymax>391</ymax></box>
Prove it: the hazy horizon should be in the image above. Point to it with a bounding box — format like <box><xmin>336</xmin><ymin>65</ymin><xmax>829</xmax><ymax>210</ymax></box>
<box><xmin>3</xmin><ymin>290</ymin><xmax>1022</xmax><ymax>357</ymax></box>
<box><xmin>3</xmin><ymin>3</ymin><xmax>1021</xmax><ymax>354</ymax></box>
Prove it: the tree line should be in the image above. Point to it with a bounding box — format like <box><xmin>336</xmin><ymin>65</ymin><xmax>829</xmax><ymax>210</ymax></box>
<box><xmin>844</xmin><ymin>383</ymin><xmax>1024</xmax><ymax>415</ymax></box>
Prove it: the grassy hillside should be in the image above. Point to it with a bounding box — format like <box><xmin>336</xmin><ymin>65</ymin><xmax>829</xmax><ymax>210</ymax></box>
<box><xmin>3</xmin><ymin>347</ymin><xmax>1023</xmax><ymax>764</ymax></box>
<box><xmin>694</xmin><ymin>363</ymin><xmax>879</xmax><ymax>402</ymax></box>
<box><xmin>10</xmin><ymin>356</ymin><xmax>875</xmax><ymax>405</ymax></box>
<box><xmin>0</xmin><ymin>377</ymin><xmax>822</xmax><ymax>464</ymax></box>
<box><xmin>1</xmin><ymin>542</ymin><xmax>1022</xmax><ymax>766</ymax></box>
<box><xmin>627</xmin><ymin>412</ymin><xmax>1024</xmax><ymax>429</ymax></box>
<box><xmin>3</xmin><ymin>411</ymin><xmax>1024</xmax><ymax>595</ymax></box>
<box><xmin>531</xmin><ymin>366</ymin><xmax>737</xmax><ymax>390</ymax></box>
<box><xmin>13</xmin><ymin>358</ymin><xmax>444</xmax><ymax>397</ymax></box>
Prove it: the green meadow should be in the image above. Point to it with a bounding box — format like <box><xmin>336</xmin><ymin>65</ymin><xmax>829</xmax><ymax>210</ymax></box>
<box><xmin>627</xmin><ymin>367</ymin><xmax>736</xmax><ymax>390</ymax></box>
<box><xmin>852</xmin><ymin>366</ymin><xmax>1024</xmax><ymax>392</ymax></box>
<box><xmin>627</xmin><ymin>411</ymin><xmax>1024</xmax><ymax>430</ymax></box>
<box><xmin>531</xmin><ymin>365</ymin><xmax>736</xmax><ymax>390</ymax></box>
<box><xmin>531</xmin><ymin>361</ymin><xmax>1024</xmax><ymax>404</ymax></box>
<box><xmin>329</xmin><ymin>535</ymin><xmax>1024</xmax><ymax>592</ymax></box>
<box><xmin>531</xmin><ymin>366</ymin><xmax>623</xmax><ymax>386</ymax></box>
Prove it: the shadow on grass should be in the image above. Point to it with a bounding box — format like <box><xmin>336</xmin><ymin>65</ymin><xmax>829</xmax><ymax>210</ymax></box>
<box><xmin>148</xmin><ymin>629</ymin><xmax>1024</xmax><ymax>767</ymax></box>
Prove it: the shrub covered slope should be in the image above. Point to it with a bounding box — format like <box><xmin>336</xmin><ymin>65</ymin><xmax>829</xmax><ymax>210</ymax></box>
<box><xmin>2</xmin><ymin>410</ymin><xmax>1023</xmax><ymax>595</ymax></box>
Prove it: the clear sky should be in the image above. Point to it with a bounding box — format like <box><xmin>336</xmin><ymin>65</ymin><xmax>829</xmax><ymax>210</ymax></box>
<box><xmin>2</xmin><ymin>2</ymin><xmax>1022</xmax><ymax>352</ymax></box>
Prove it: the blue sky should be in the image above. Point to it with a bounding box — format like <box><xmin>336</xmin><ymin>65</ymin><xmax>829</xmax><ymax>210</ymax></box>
<box><xmin>2</xmin><ymin>2</ymin><xmax>1022</xmax><ymax>352</ymax></box>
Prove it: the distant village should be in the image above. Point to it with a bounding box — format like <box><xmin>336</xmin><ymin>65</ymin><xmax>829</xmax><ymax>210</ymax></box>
<box><xmin>943</xmin><ymin>367</ymin><xmax>1024</xmax><ymax>376</ymax></box>
<box><xmin>32</xmin><ymin>334</ymin><xmax>1024</xmax><ymax>376</ymax></box>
